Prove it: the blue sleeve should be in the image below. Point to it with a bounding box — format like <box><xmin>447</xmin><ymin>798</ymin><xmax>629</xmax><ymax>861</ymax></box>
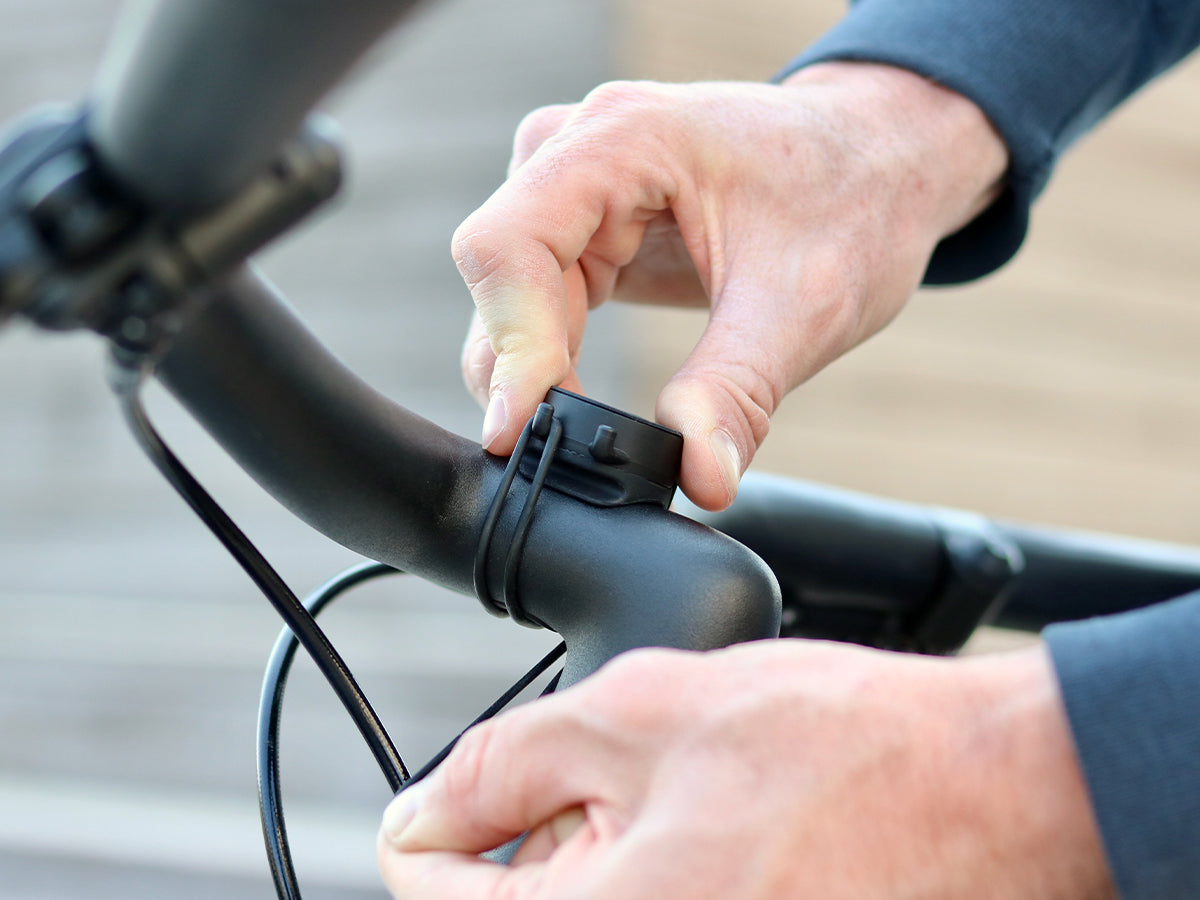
<box><xmin>776</xmin><ymin>0</ymin><xmax>1200</xmax><ymax>283</ymax></box>
<box><xmin>1044</xmin><ymin>593</ymin><xmax>1200</xmax><ymax>900</ymax></box>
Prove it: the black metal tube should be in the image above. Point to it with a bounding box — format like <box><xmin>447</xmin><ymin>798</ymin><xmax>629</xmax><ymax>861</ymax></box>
<box><xmin>89</xmin><ymin>0</ymin><xmax>422</xmax><ymax>215</ymax></box>
<box><xmin>995</xmin><ymin>522</ymin><xmax>1200</xmax><ymax>630</ymax></box>
<box><xmin>156</xmin><ymin>270</ymin><xmax>782</xmax><ymax>687</ymax></box>
<box><xmin>682</xmin><ymin>474</ymin><xmax>946</xmax><ymax>617</ymax></box>
<box><xmin>691</xmin><ymin>473</ymin><xmax>1200</xmax><ymax>634</ymax></box>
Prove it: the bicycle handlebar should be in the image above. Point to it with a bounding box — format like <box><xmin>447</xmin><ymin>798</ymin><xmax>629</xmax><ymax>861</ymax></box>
<box><xmin>995</xmin><ymin>521</ymin><xmax>1200</xmax><ymax>629</ymax></box>
<box><xmin>0</xmin><ymin>0</ymin><xmax>782</xmax><ymax>690</ymax></box>
<box><xmin>154</xmin><ymin>272</ymin><xmax>1200</xmax><ymax>665</ymax></box>
<box><xmin>690</xmin><ymin>474</ymin><xmax>1200</xmax><ymax>641</ymax></box>
<box><xmin>156</xmin><ymin>270</ymin><xmax>783</xmax><ymax>687</ymax></box>
<box><xmin>14</xmin><ymin>0</ymin><xmax>1199</xmax><ymax>684</ymax></box>
<box><xmin>90</xmin><ymin>0</ymin><xmax>422</xmax><ymax>215</ymax></box>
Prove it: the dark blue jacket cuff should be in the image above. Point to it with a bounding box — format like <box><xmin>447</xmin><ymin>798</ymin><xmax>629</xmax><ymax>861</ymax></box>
<box><xmin>776</xmin><ymin>0</ymin><xmax>1200</xmax><ymax>283</ymax></box>
<box><xmin>1045</xmin><ymin>593</ymin><xmax>1200</xmax><ymax>900</ymax></box>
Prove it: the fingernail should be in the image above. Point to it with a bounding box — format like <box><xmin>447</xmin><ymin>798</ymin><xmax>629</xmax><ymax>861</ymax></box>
<box><xmin>710</xmin><ymin>429</ymin><xmax>742</xmax><ymax>503</ymax></box>
<box><xmin>381</xmin><ymin>783</ymin><xmax>428</xmax><ymax>846</ymax></box>
<box><xmin>481</xmin><ymin>394</ymin><xmax>507</xmax><ymax>450</ymax></box>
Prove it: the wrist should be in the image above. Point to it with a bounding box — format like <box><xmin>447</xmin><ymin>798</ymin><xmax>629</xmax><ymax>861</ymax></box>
<box><xmin>959</xmin><ymin>644</ymin><xmax>1116</xmax><ymax>898</ymax></box>
<box><xmin>780</xmin><ymin>61</ymin><xmax>1008</xmax><ymax>240</ymax></box>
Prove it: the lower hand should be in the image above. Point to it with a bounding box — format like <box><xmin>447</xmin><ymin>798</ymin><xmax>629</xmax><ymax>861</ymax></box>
<box><xmin>377</xmin><ymin>640</ymin><xmax>1114</xmax><ymax>899</ymax></box>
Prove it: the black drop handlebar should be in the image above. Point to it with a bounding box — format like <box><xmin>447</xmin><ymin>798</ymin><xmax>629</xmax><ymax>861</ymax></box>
<box><xmin>90</xmin><ymin>0</ymin><xmax>424</xmax><ymax>216</ymax></box>
<box><xmin>9</xmin><ymin>0</ymin><xmax>1200</xmax><ymax>685</ymax></box>
<box><xmin>157</xmin><ymin>270</ymin><xmax>783</xmax><ymax>687</ymax></box>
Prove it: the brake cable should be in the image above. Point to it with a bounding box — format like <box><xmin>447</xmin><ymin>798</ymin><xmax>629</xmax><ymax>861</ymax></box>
<box><xmin>109</xmin><ymin>358</ymin><xmax>565</xmax><ymax>899</ymax></box>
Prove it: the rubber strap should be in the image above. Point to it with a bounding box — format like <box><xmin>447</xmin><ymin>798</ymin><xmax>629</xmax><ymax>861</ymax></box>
<box><xmin>472</xmin><ymin>402</ymin><xmax>564</xmax><ymax>627</ymax></box>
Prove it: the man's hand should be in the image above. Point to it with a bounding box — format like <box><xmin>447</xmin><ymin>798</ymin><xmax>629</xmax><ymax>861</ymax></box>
<box><xmin>456</xmin><ymin>63</ymin><xmax>1007</xmax><ymax>510</ymax></box>
<box><xmin>377</xmin><ymin>641</ymin><xmax>1114</xmax><ymax>899</ymax></box>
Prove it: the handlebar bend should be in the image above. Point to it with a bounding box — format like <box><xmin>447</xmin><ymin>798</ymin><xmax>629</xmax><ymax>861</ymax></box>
<box><xmin>157</xmin><ymin>270</ymin><xmax>783</xmax><ymax>687</ymax></box>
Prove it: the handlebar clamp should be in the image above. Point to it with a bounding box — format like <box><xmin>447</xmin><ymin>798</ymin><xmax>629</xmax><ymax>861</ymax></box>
<box><xmin>0</xmin><ymin>108</ymin><xmax>342</xmax><ymax>362</ymax></box>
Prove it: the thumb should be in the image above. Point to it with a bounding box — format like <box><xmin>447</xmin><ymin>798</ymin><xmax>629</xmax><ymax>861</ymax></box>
<box><xmin>656</xmin><ymin>308</ymin><xmax>787</xmax><ymax>512</ymax></box>
<box><xmin>379</xmin><ymin>701</ymin><xmax>613</xmax><ymax>856</ymax></box>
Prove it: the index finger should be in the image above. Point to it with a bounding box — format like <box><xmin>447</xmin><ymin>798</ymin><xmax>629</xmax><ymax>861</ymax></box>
<box><xmin>452</xmin><ymin>99</ymin><xmax>677</xmax><ymax>452</ymax></box>
<box><xmin>452</xmin><ymin>221</ymin><xmax>579</xmax><ymax>453</ymax></box>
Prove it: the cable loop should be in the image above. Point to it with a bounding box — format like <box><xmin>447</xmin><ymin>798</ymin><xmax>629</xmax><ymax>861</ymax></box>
<box><xmin>473</xmin><ymin>401</ymin><xmax>563</xmax><ymax>627</ymax></box>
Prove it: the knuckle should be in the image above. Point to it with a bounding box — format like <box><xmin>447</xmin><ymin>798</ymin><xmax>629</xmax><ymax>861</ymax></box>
<box><xmin>451</xmin><ymin>221</ymin><xmax>506</xmax><ymax>290</ymax></box>
<box><xmin>579</xmin><ymin>80</ymin><xmax>662</xmax><ymax>118</ymax></box>
<box><xmin>513</xmin><ymin>104</ymin><xmax>573</xmax><ymax>158</ymax></box>
<box><xmin>723</xmin><ymin>366</ymin><xmax>777</xmax><ymax>447</ymax></box>
<box><xmin>684</xmin><ymin>363</ymin><xmax>777</xmax><ymax>450</ymax></box>
<box><xmin>516</xmin><ymin>104</ymin><xmax>565</xmax><ymax>137</ymax></box>
<box><xmin>570</xmin><ymin>82</ymin><xmax>678</xmax><ymax>167</ymax></box>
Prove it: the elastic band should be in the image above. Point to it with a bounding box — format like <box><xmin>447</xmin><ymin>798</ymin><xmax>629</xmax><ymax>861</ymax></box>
<box><xmin>473</xmin><ymin>402</ymin><xmax>562</xmax><ymax>626</ymax></box>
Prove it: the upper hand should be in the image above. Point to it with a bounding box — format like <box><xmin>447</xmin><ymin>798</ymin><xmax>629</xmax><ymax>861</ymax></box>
<box><xmin>456</xmin><ymin>63</ymin><xmax>1007</xmax><ymax>509</ymax></box>
<box><xmin>377</xmin><ymin>640</ymin><xmax>1114</xmax><ymax>899</ymax></box>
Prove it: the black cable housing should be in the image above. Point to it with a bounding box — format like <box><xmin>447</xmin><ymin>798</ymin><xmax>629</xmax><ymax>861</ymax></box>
<box><xmin>109</xmin><ymin>361</ymin><xmax>571</xmax><ymax>899</ymax></box>
<box><xmin>257</xmin><ymin>559</ymin><xmax>565</xmax><ymax>900</ymax></box>
<box><xmin>257</xmin><ymin>560</ymin><xmax>399</xmax><ymax>900</ymax></box>
<box><xmin>110</xmin><ymin>359</ymin><xmax>408</xmax><ymax>790</ymax></box>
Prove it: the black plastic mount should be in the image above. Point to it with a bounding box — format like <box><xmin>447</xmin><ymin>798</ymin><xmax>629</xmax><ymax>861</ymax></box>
<box><xmin>520</xmin><ymin>388</ymin><xmax>684</xmax><ymax>509</ymax></box>
<box><xmin>473</xmin><ymin>390</ymin><xmax>685</xmax><ymax>627</ymax></box>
